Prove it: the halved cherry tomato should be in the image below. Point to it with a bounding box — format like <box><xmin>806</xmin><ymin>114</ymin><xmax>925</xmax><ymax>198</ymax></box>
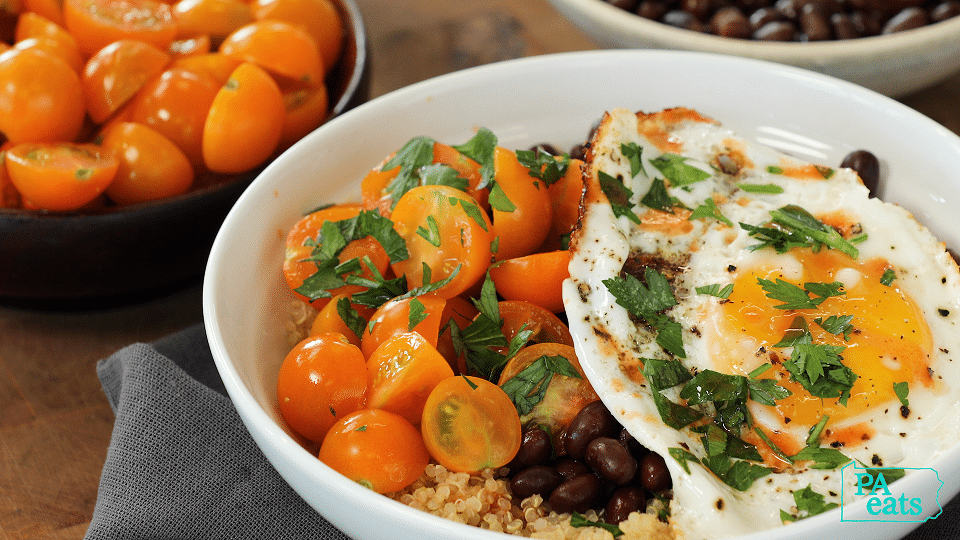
<box><xmin>497</xmin><ymin>342</ymin><xmax>600</xmax><ymax>449</ymax></box>
<box><xmin>421</xmin><ymin>375</ymin><xmax>522</xmax><ymax>474</ymax></box>
<box><xmin>366</xmin><ymin>332</ymin><xmax>455</xmax><ymax>425</ymax></box>
<box><xmin>202</xmin><ymin>61</ymin><xmax>285</xmax><ymax>173</ymax></box>
<box><xmin>127</xmin><ymin>67</ymin><xmax>220</xmax><ymax>167</ymax></box>
<box><xmin>541</xmin><ymin>157</ymin><xmax>584</xmax><ymax>251</ymax></box>
<box><xmin>0</xmin><ymin>143</ymin><xmax>20</xmax><ymax>208</ymax></box>
<box><xmin>282</xmin><ymin>205</ymin><xmax>392</xmax><ymax>310</ymax></box>
<box><xmin>309</xmin><ymin>293</ymin><xmax>375</xmax><ymax>348</ymax></box>
<box><xmin>276</xmin><ymin>332</ymin><xmax>368</xmax><ymax>444</ymax></box>
<box><xmin>361</xmin><ymin>294</ymin><xmax>446</xmax><ymax>360</ymax></box>
<box><xmin>389</xmin><ymin>185</ymin><xmax>494</xmax><ymax>299</ymax></box>
<box><xmin>489</xmin><ymin>250</ymin><xmax>570</xmax><ymax>314</ymax></box>
<box><xmin>0</xmin><ymin>48</ymin><xmax>85</xmax><ymax>144</ymax></box>
<box><xmin>491</xmin><ymin>146</ymin><xmax>552</xmax><ymax>261</ymax></box>
<box><xmin>172</xmin><ymin>0</ymin><xmax>252</xmax><ymax>42</ymax></box>
<box><xmin>6</xmin><ymin>142</ymin><xmax>119</xmax><ymax>211</ymax></box>
<box><xmin>219</xmin><ymin>19</ymin><xmax>323</xmax><ymax>88</ymax></box>
<box><xmin>171</xmin><ymin>51</ymin><xmax>241</xmax><ymax>85</ymax></box>
<box><xmin>11</xmin><ymin>36</ymin><xmax>83</xmax><ymax>73</ymax></box>
<box><xmin>13</xmin><ymin>13</ymin><xmax>82</xmax><ymax>71</ymax></box>
<box><xmin>498</xmin><ymin>300</ymin><xmax>573</xmax><ymax>349</ymax></box>
<box><xmin>82</xmin><ymin>40</ymin><xmax>172</xmax><ymax>123</ymax></box>
<box><xmin>279</xmin><ymin>85</ymin><xmax>328</xmax><ymax>149</ymax></box>
<box><xmin>251</xmin><ymin>0</ymin><xmax>342</xmax><ymax>75</ymax></box>
<box><xmin>21</xmin><ymin>0</ymin><xmax>65</xmax><ymax>26</ymax></box>
<box><xmin>318</xmin><ymin>408</ymin><xmax>430</xmax><ymax>494</ymax></box>
<box><xmin>63</xmin><ymin>0</ymin><xmax>178</xmax><ymax>55</ymax></box>
<box><xmin>436</xmin><ymin>295</ymin><xmax>479</xmax><ymax>375</ymax></box>
<box><xmin>167</xmin><ymin>34</ymin><xmax>211</xmax><ymax>58</ymax></box>
<box><xmin>99</xmin><ymin>121</ymin><xmax>194</xmax><ymax>205</ymax></box>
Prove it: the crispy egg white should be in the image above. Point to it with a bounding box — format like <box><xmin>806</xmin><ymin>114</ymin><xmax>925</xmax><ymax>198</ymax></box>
<box><xmin>564</xmin><ymin>108</ymin><xmax>960</xmax><ymax>539</ymax></box>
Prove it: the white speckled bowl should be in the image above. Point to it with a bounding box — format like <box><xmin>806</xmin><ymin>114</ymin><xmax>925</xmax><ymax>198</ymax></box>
<box><xmin>546</xmin><ymin>0</ymin><xmax>960</xmax><ymax>97</ymax></box>
<box><xmin>204</xmin><ymin>50</ymin><xmax>960</xmax><ymax>540</ymax></box>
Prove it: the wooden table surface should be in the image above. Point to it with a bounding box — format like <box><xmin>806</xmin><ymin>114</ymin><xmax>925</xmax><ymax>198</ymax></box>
<box><xmin>3</xmin><ymin>1</ymin><xmax>960</xmax><ymax>538</ymax></box>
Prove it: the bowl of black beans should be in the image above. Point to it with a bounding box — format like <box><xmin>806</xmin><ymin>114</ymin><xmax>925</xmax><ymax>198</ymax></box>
<box><xmin>545</xmin><ymin>0</ymin><xmax>960</xmax><ymax>97</ymax></box>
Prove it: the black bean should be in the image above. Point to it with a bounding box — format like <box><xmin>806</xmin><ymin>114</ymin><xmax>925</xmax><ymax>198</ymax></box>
<box><xmin>606</xmin><ymin>0</ymin><xmax>641</xmax><ymax>11</ymax></box>
<box><xmin>639</xmin><ymin>452</ymin><xmax>672</xmax><ymax>492</ymax></box>
<box><xmin>749</xmin><ymin>6</ymin><xmax>782</xmax><ymax>30</ymax></box>
<box><xmin>711</xmin><ymin>6</ymin><xmax>752</xmax><ymax>37</ymax></box>
<box><xmin>830</xmin><ymin>13</ymin><xmax>861</xmax><ymax>39</ymax></box>
<box><xmin>618</xmin><ymin>427</ymin><xmax>648</xmax><ymax>458</ymax></box>
<box><xmin>530</xmin><ymin>143</ymin><xmax>562</xmax><ymax>157</ymax></box>
<box><xmin>510</xmin><ymin>425</ymin><xmax>553</xmax><ymax>469</ymax></box>
<box><xmin>549</xmin><ymin>473</ymin><xmax>602</xmax><ymax>514</ymax></box>
<box><xmin>932</xmin><ymin>1</ymin><xmax>960</xmax><ymax>23</ymax></box>
<box><xmin>605</xmin><ymin>486</ymin><xmax>647</xmax><ymax>525</ymax></box>
<box><xmin>555</xmin><ymin>457</ymin><xmax>592</xmax><ymax>480</ymax></box>
<box><xmin>511</xmin><ymin>465</ymin><xmax>565</xmax><ymax>499</ymax></box>
<box><xmin>882</xmin><ymin>7</ymin><xmax>929</xmax><ymax>33</ymax></box>
<box><xmin>662</xmin><ymin>9</ymin><xmax>706</xmax><ymax>31</ymax></box>
<box><xmin>585</xmin><ymin>437</ymin><xmax>638</xmax><ymax>485</ymax></box>
<box><xmin>682</xmin><ymin>0</ymin><xmax>713</xmax><ymax>19</ymax></box>
<box><xmin>839</xmin><ymin>149</ymin><xmax>880</xmax><ymax>197</ymax></box>
<box><xmin>563</xmin><ymin>400</ymin><xmax>618</xmax><ymax>460</ymax></box>
<box><xmin>637</xmin><ymin>0</ymin><xmax>670</xmax><ymax>19</ymax></box>
<box><xmin>799</xmin><ymin>3</ymin><xmax>832</xmax><ymax>40</ymax></box>
<box><xmin>754</xmin><ymin>20</ymin><xmax>797</xmax><ymax>39</ymax></box>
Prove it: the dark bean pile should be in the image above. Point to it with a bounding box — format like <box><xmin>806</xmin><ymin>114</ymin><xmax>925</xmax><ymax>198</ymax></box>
<box><xmin>602</xmin><ymin>0</ymin><xmax>960</xmax><ymax>41</ymax></box>
<box><xmin>506</xmin><ymin>400</ymin><xmax>672</xmax><ymax>525</ymax></box>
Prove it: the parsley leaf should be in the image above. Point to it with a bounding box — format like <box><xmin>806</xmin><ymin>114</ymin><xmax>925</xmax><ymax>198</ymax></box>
<box><xmin>407</xmin><ymin>297</ymin><xmax>428</xmax><ymax>331</ymax></box>
<box><xmin>515</xmin><ymin>149</ymin><xmax>569</xmax><ymax>186</ymax></box>
<box><xmin>448</xmin><ymin>196</ymin><xmax>490</xmax><ymax>232</ymax></box>
<box><xmin>780</xmin><ymin>484</ymin><xmax>839</xmax><ymax>522</ymax></box>
<box><xmin>815</xmin><ymin>314</ymin><xmax>855</xmax><ymax>341</ymax></box>
<box><xmin>689</xmin><ymin>198</ymin><xmax>733</xmax><ymax>227</ymax></box>
<box><xmin>598</xmin><ymin>171</ymin><xmax>642</xmax><ymax>223</ymax></box>
<box><xmin>806</xmin><ymin>415</ymin><xmax>829</xmax><ymax>446</ymax></box>
<box><xmin>604</xmin><ymin>269</ymin><xmax>686</xmax><ymax>358</ymax></box>
<box><xmin>650</xmin><ymin>153</ymin><xmax>711</xmax><ymax>187</ymax></box>
<box><xmin>501</xmin><ymin>354</ymin><xmax>582</xmax><ymax>416</ymax></box>
<box><xmin>791</xmin><ymin>446</ymin><xmax>851</xmax><ymax>469</ymax></box>
<box><xmin>380</xmin><ymin>136</ymin><xmax>435</xmax><ymax>206</ymax></box>
<box><xmin>488</xmin><ymin>182</ymin><xmax>516</xmax><ymax>212</ymax></box>
<box><xmin>781</xmin><ymin>335</ymin><xmax>857</xmax><ymax>405</ymax></box>
<box><xmin>335</xmin><ymin>296</ymin><xmax>367</xmax><ymax>341</ymax></box>
<box><xmin>639</xmin><ymin>178</ymin><xmax>675</xmax><ymax>213</ymax></box>
<box><xmin>416</xmin><ymin>215</ymin><xmax>441</xmax><ymax>247</ymax></box>
<box><xmin>452</xmin><ymin>128</ymin><xmax>497</xmax><ymax>190</ymax></box>
<box><xmin>668</xmin><ymin>447</ymin><xmax>700</xmax><ymax>474</ymax></box>
<box><xmin>620</xmin><ymin>142</ymin><xmax>644</xmax><ymax>178</ymax></box>
<box><xmin>880</xmin><ymin>268</ymin><xmax>897</xmax><ymax>286</ymax></box>
<box><xmin>696</xmin><ymin>283</ymin><xmax>734</xmax><ymax>299</ymax></box>
<box><xmin>893</xmin><ymin>381</ymin><xmax>910</xmax><ymax>407</ymax></box>
<box><xmin>757</xmin><ymin>278</ymin><xmax>844</xmax><ymax>310</ymax></box>
<box><xmin>571</xmin><ymin>512</ymin><xmax>623</xmax><ymax>537</ymax></box>
<box><xmin>419</xmin><ymin>163</ymin><xmax>470</xmax><ymax>191</ymax></box>
<box><xmin>736</xmin><ymin>182</ymin><xmax>784</xmax><ymax>194</ymax></box>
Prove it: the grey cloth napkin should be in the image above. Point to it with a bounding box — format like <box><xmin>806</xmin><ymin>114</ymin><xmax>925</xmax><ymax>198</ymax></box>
<box><xmin>85</xmin><ymin>323</ymin><xmax>349</xmax><ymax>540</ymax></box>
<box><xmin>85</xmin><ymin>324</ymin><xmax>958</xmax><ymax>540</ymax></box>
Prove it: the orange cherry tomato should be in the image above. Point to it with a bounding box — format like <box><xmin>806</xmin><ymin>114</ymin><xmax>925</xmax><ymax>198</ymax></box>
<box><xmin>219</xmin><ymin>19</ymin><xmax>323</xmax><ymax>88</ymax></box>
<box><xmin>127</xmin><ymin>67</ymin><xmax>220</xmax><ymax>167</ymax></box>
<box><xmin>366</xmin><ymin>332</ymin><xmax>455</xmax><ymax>425</ymax></box>
<box><xmin>171</xmin><ymin>51</ymin><xmax>240</xmax><ymax>85</ymax></box>
<box><xmin>389</xmin><ymin>185</ymin><xmax>494</xmax><ymax>299</ymax></box>
<box><xmin>279</xmin><ymin>85</ymin><xmax>329</xmax><ymax>149</ymax></box>
<box><xmin>498</xmin><ymin>300</ymin><xmax>573</xmax><ymax>349</ymax></box>
<box><xmin>63</xmin><ymin>0</ymin><xmax>177</xmax><ymax>55</ymax></box>
<box><xmin>14</xmin><ymin>11</ymin><xmax>68</xmax><ymax>43</ymax></box>
<box><xmin>318</xmin><ymin>408</ymin><xmax>430</xmax><ymax>494</ymax></box>
<box><xmin>361</xmin><ymin>295</ymin><xmax>446</xmax><ymax>360</ymax></box>
<box><xmin>542</xmin><ymin>157</ymin><xmax>584</xmax><ymax>251</ymax></box>
<box><xmin>11</xmin><ymin>36</ymin><xmax>83</xmax><ymax>73</ymax></box>
<box><xmin>489</xmin><ymin>250</ymin><xmax>570</xmax><ymax>314</ymax></box>
<box><xmin>251</xmin><ymin>0</ymin><xmax>342</xmax><ymax>75</ymax></box>
<box><xmin>360</xmin><ymin>142</ymin><xmax>488</xmax><ymax>217</ymax></box>
<box><xmin>81</xmin><ymin>39</ymin><xmax>171</xmax><ymax>123</ymax></box>
<box><xmin>436</xmin><ymin>295</ymin><xmax>479</xmax><ymax>375</ymax></box>
<box><xmin>5</xmin><ymin>142</ymin><xmax>119</xmax><ymax>211</ymax></box>
<box><xmin>21</xmin><ymin>0</ymin><xmax>66</xmax><ymax>26</ymax></box>
<box><xmin>282</xmin><ymin>204</ymin><xmax>391</xmax><ymax>309</ymax></box>
<box><xmin>167</xmin><ymin>34</ymin><xmax>211</xmax><ymax>58</ymax></box>
<box><xmin>309</xmin><ymin>293</ymin><xmax>375</xmax><ymax>348</ymax></box>
<box><xmin>421</xmin><ymin>375</ymin><xmax>522</xmax><ymax>474</ymax></box>
<box><xmin>0</xmin><ymin>48</ymin><xmax>84</xmax><ymax>144</ymax></box>
<box><xmin>99</xmin><ymin>121</ymin><xmax>194</xmax><ymax>205</ymax></box>
<box><xmin>276</xmin><ymin>332</ymin><xmax>368</xmax><ymax>444</ymax></box>
<box><xmin>0</xmin><ymin>144</ymin><xmax>21</xmax><ymax>208</ymax></box>
<box><xmin>497</xmin><ymin>342</ymin><xmax>600</xmax><ymax>448</ymax></box>
<box><xmin>171</xmin><ymin>0</ymin><xmax>252</xmax><ymax>41</ymax></box>
<box><xmin>201</xmin><ymin>61</ymin><xmax>285</xmax><ymax>173</ymax></box>
<box><xmin>491</xmin><ymin>146</ymin><xmax>553</xmax><ymax>261</ymax></box>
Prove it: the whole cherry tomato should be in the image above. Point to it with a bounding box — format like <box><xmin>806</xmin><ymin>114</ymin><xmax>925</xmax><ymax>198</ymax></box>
<box><xmin>361</xmin><ymin>294</ymin><xmax>447</xmax><ymax>360</ymax></box>
<box><xmin>489</xmin><ymin>250</ymin><xmax>571</xmax><ymax>314</ymax></box>
<box><xmin>490</xmin><ymin>146</ymin><xmax>553</xmax><ymax>261</ymax></box>
<box><xmin>318</xmin><ymin>408</ymin><xmax>430</xmax><ymax>493</ymax></box>
<box><xmin>0</xmin><ymin>48</ymin><xmax>85</xmax><ymax>144</ymax></box>
<box><xmin>276</xmin><ymin>332</ymin><xmax>368</xmax><ymax>444</ymax></box>
<box><xmin>63</xmin><ymin>0</ymin><xmax>178</xmax><ymax>55</ymax></box>
<box><xmin>219</xmin><ymin>19</ymin><xmax>323</xmax><ymax>88</ymax></box>
<box><xmin>366</xmin><ymin>331</ymin><xmax>455</xmax><ymax>425</ymax></box>
<box><xmin>250</xmin><ymin>0</ymin><xmax>342</xmax><ymax>75</ymax></box>
<box><xmin>171</xmin><ymin>0</ymin><xmax>252</xmax><ymax>42</ymax></box>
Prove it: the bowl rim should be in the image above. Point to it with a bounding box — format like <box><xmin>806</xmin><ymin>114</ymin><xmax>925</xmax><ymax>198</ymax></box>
<box><xmin>0</xmin><ymin>0</ymin><xmax>368</xmax><ymax>222</ymax></box>
<box><xmin>547</xmin><ymin>0</ymin><xmax>960</xmax><ymax>59</ymax></box>
<box><xmin>204</xmin><ymin>48</ymin><xmax>960</xmax><ymax>540</ymax></box>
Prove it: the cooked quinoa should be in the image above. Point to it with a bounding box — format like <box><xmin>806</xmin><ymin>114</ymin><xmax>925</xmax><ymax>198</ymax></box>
<box><xmin>386</xmin><ymin>463</ymin><xmax>675</xmax><ymax>540</ymax></box>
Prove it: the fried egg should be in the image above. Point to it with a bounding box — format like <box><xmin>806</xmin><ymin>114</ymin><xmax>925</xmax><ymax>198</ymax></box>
<box><xmin>564</xmin><ymin>108</ymin><xmax>960</xmax><ymax>539</ymax></box>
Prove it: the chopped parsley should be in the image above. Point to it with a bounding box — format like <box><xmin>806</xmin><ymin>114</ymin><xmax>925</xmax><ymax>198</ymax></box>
<box><xmin>880</xmin><ymin>268</ymin><xmax>897</xmax><ymax>286</ymax></box>
<box><xmin>780</xmin><ymin>484</ymin><xmax>838</xmax><ymax>522</ymax></box>
<box><xmin>570</xmin><ymin>512</ymin><xmax>623</xmax><ymax>537</ymax></box>
<box><xmin>452</xmin><ymin>127</ymin><xmax>497</xmax><ymax>190</ymax></box>
<box><xmin>515</xmin><ymin>148</ymin><xmax>569</xmax><ymax>186</ymax></box>
<box><xmin>741</xmin><ymin>205</ymin><xmax>864</xmax><ymax>259</ymax></box>
<box><xmin>689</xmin><ymin>198</ymin><xmax>733</xmax><ymax>227</ymax></box>
<box><xmin>757</xmin><ymin>278</ymin><xmax>845</xmax><ymax>310</ymax></box>
<box><xmin>736</xmin><ymin>182</ymin><xmax>784</xmax><ymax>194</ymax></box>
<box><xmin>814</xmin><ymin>314</ymin><xmax>855</xmax><ymax>341</ymax></box>
<box><xmin>501</xmin><ymin>354</ymin><xmax>582</xmax><ymax>416</ymax></box>
<box><xmin>893</xmin><ymin>381</ymin><xmax>910</xmax><ymax>407</ymax></box>
<box><xmin>639</xmin><ymin>178</ymin><xmax>677</xmax><ymax>213</ymax></box>
<box><xmin>650</xmin><ymin>153</ymin><xmax>711</xmax><ymax>188</ymax></box>
<box><xmin>598</xmin><ymin>171</ymin><xmax>642</xmax><ymax>223</ymax></box>
<box><xmin>604</xmin><ymin>268</ymin><xmax>685</xmax><ymax>358</ymax></box>
<box><xmin>620</xmin><ymin>142</ymin><xmax>644</xmax><ymax>178</ymax></box>
<box><xmin>695</xmin><ymin>283</ymin><xmax>734</xmax><ymax>299</ymax></box>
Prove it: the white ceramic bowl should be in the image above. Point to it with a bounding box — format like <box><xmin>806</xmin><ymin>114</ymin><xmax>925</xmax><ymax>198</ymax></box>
<box><xmin>545</xmin><ymin>0</ymin><xmax>960</xmax><ymax>97</ymax></box>
<box><xmin>204</xmin><ymin>50</ymin><xmax>960</xmax><ymax>540</ymax></box>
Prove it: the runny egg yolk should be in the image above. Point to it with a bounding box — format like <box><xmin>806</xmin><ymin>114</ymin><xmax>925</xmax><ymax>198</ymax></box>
<box><xmin>707</xmin><ymin>248</ymin><xmax>933</xmax><ymax>452</ymax></box>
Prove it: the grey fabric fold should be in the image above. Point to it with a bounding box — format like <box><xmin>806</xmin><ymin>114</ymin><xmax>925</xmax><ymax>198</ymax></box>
<box><xmin>86</xmin><ymin>324</ymin><xmax>348</xmax><ymax>540</ymax></box>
